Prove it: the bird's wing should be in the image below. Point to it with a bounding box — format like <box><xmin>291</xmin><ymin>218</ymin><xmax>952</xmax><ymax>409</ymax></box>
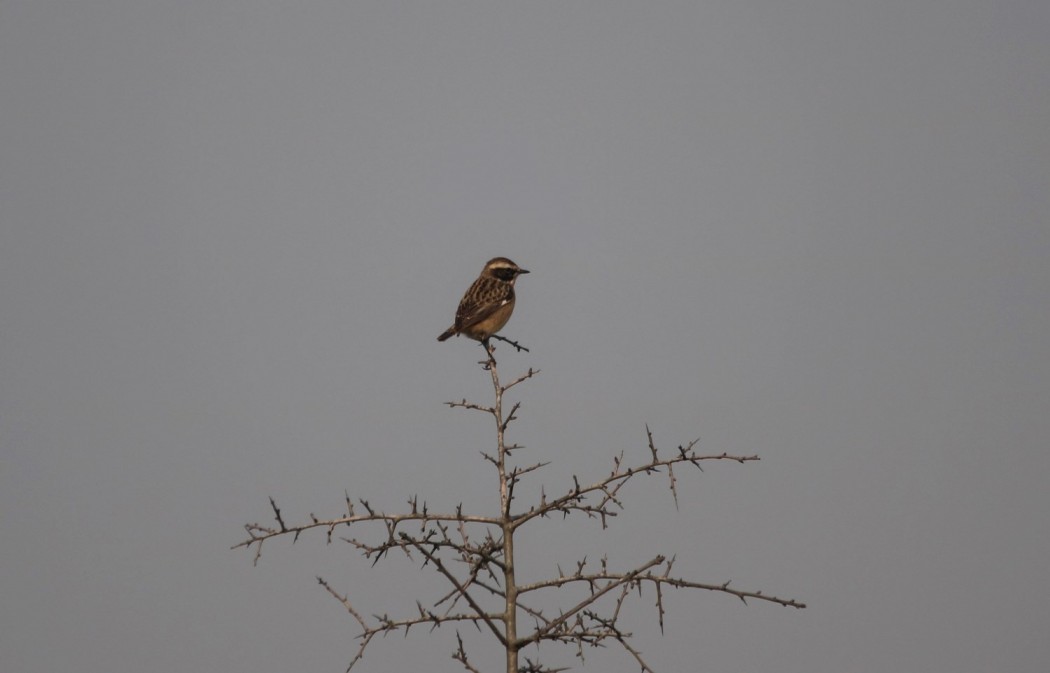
<box><xmin>455</xmin><ymin>277</ymin><xmax>510</xmax><ymax>331</ymax></box>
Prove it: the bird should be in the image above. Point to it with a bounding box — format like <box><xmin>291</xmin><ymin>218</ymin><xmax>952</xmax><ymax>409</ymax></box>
<box><xmin>437</xmin><ymin>257</ymin><xmax>530</xmax><ymax>342</ymax></box>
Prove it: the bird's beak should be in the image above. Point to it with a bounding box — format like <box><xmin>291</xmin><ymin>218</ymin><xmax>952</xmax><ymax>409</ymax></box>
<box><xmin>518</xmin><ymin>268</ymin><xmax>530</xmax><ymax>274</ymax></box>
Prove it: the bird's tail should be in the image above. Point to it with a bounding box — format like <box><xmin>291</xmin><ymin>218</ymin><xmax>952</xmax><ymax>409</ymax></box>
<box><xmin>436</xmin><ymin>327</ymin><xmax>456</xmax><ymax>341</ymax></box>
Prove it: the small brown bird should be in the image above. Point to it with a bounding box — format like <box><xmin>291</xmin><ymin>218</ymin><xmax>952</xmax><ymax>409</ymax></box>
<box><xmin>437</xmin><ymin>257</ymin><xmax>530</xmax><ymax>342</ymax></box>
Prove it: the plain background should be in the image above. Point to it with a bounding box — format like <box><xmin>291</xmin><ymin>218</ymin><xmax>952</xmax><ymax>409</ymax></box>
<box><xmin>2</xmin><ymin>2</ymin><xmax>1048</xmax><ymax>672</ymax></box>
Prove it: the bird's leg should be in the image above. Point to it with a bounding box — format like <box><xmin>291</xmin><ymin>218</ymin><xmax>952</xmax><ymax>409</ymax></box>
<box><xmin>479</xmin><ymin>338</ymin><xmax>495</xmax><ymax>370</ymax></box>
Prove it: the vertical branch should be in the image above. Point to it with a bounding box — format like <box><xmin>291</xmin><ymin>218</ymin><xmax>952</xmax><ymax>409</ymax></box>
<box><xmin>485</xmin><ymin>341</ymin><xmax>510</xmax><ymax>518</ymax></box>
<box><xmin>482</xmin><ymin>339</ymin><xmax>519</xmax><ymax>673</ymax></box>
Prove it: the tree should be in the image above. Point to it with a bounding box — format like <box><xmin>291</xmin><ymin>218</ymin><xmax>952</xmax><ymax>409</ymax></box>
<box><xmin>234</xmin><ymin>340</ymin><xmax>805</xmax><ymax>672</ymax></box>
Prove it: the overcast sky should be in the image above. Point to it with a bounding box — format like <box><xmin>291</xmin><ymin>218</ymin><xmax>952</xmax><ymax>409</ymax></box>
<box><xmin>2</xmin><ymin>2</ymin><xmax>1048</xmax><ymax>672</ymax></box>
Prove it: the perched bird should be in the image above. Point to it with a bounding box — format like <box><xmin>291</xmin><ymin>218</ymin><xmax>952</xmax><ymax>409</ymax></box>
<box><xmin>437</xmin><ymin>257</ymin><xmax>530</xmax><ymax>342</ymax></box>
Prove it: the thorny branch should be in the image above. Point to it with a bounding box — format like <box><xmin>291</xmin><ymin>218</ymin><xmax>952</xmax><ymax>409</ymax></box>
<box><xmin>235</xmin><ymin>340</ymin><xmax>804</xmax><ymax>671</ymax></box>
<box><xmin>490</xmin><ymin>333</ymin><xmax>530</xmax><ymax>352</ymax></box>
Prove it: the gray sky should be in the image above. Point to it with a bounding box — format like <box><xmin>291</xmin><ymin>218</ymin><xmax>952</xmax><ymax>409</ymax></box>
<box><xmin>2</xmin><ymin>2</ymin><xmax>1048</xmax><ymax>672</ymax></box>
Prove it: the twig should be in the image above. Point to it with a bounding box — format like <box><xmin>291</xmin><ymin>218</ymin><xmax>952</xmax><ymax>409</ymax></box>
<box><xmin>490</xmin><ymin>333</ymin><xmax>529</xmax><ymax>352</ymax></box>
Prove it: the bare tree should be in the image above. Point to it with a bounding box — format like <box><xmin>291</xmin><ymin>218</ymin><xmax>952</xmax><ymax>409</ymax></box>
<box><xmin>234</xmin><ymin>340</ymin><xmax>805</xmax><ymax>672</ymax></box>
